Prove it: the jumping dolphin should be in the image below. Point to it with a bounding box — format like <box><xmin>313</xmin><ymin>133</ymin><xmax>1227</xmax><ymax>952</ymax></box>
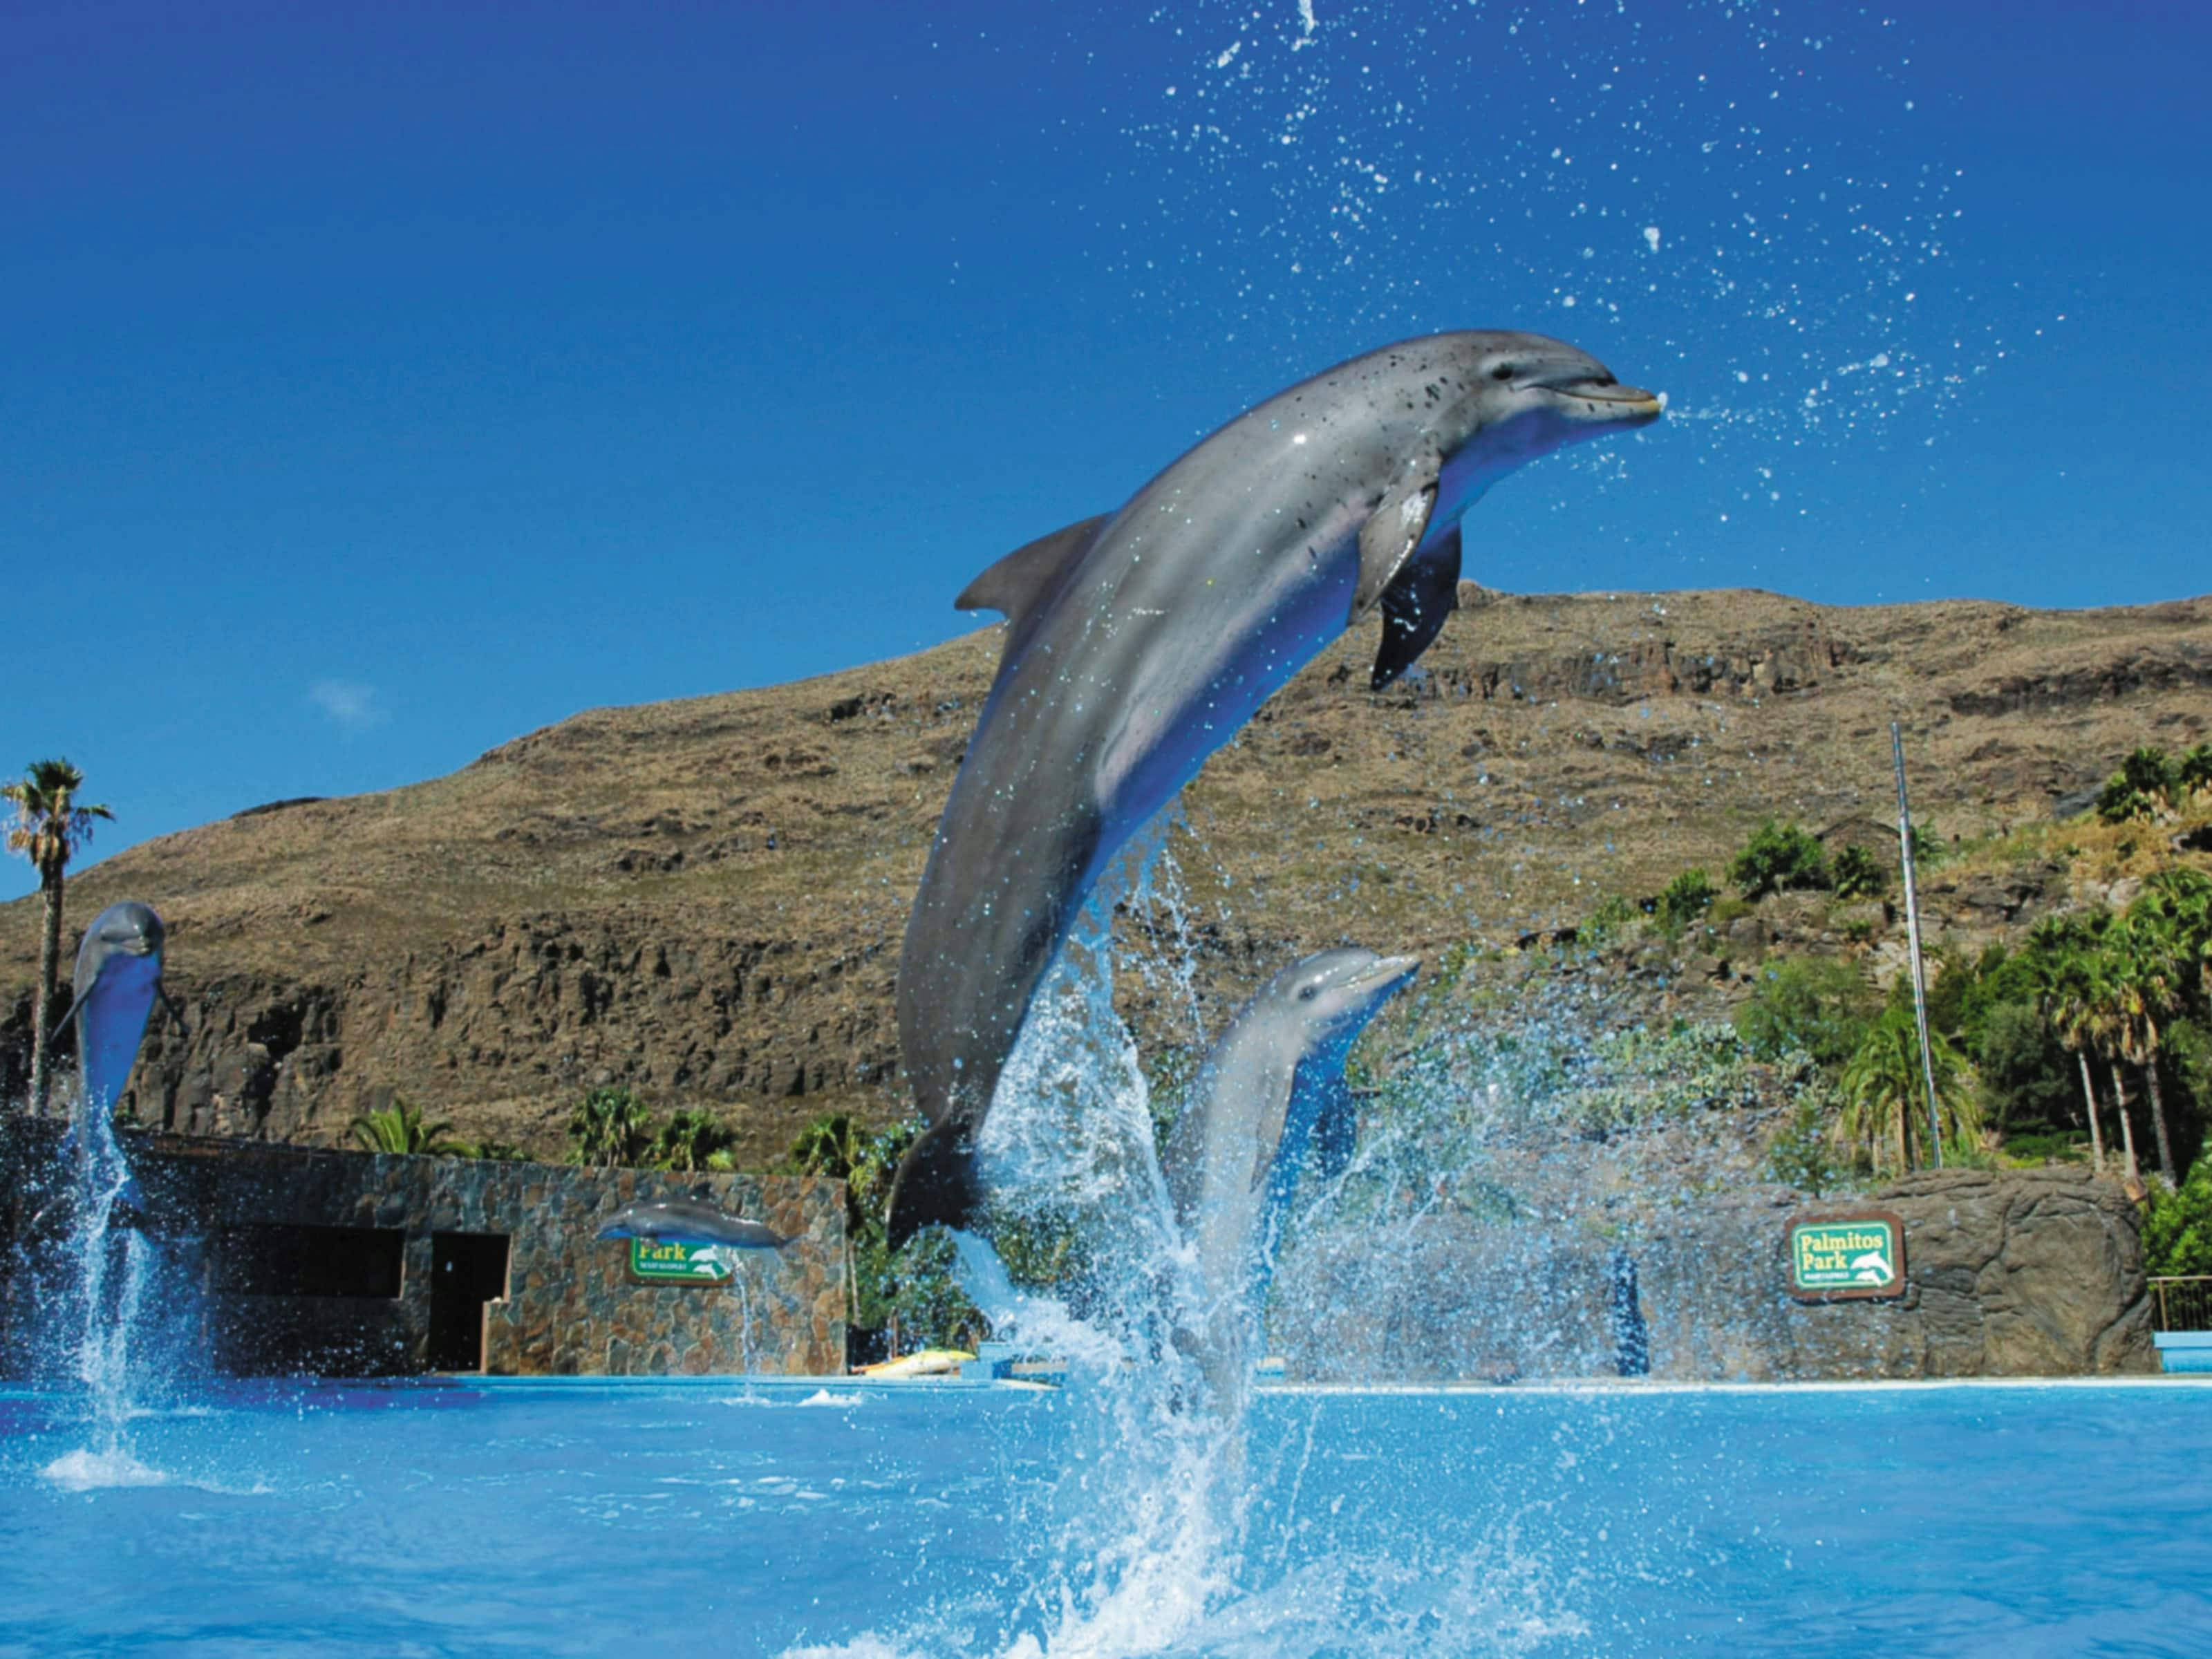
<box><xmin>595</xmin><ymin>1198</ymin><xmax>794</xmax><ymax>1251</ymax></box>
<box><xmin>59</xmin><ymin>901</ymin><xmax>171</xmax><ymax>1121</ymax></box>
<box><xmin>1161</xmin><ymin>947</ymin><xmax>1418</xmax><ymax>1404</ymax></box>
<box><xmin>888</xmin><ymin>329</ymin><xmax>1660</xmax><ymax>1242</ymax></box>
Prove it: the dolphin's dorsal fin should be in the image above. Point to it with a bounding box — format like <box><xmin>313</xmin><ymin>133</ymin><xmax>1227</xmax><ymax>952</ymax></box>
<box><xmin>1349</xmin><ymin>458</ymin><xmax>1441</xmax><ymax>626</ymax></box>
<box><xmin>956</xmin><ymin>514</ymin><xmax>1111</xmax><ymax>627</ymax></box>
<box><xmin>1371</xmin><ymin>522</ymin><xmax>1463</xmax><ymax>689</ymax></box>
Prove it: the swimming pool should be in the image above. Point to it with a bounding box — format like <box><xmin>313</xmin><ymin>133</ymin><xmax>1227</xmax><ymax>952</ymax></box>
<box><xmin>2</xmin><ymin>1376</ymin><xmax>2206</xmax><ymax>1657</ymax></box>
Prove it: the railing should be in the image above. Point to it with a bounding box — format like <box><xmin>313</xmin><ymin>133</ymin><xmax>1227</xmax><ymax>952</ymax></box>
<box><xmin>2148</xmin><ymin>1277</ymin><xmax>2212</xmax><ymax>1332</ymax></box>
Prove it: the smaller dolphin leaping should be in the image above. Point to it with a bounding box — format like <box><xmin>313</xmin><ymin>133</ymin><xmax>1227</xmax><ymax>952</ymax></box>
<box><xmin>595</xmin><ymin>1197</ymin><xmax>796</xmax><ymax>1252</ymax></box>
<box><xmin>59</xmin><ymin>901</ymin><xmax>173</xmax><ymax>1123</ymax></box>
<box><xmin>1161</xmin><ymin>947</ymin><xmax>1418</xmax><ymax>1406</ymax></box>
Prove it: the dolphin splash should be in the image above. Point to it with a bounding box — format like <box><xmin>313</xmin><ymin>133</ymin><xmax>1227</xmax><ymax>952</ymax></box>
<box><xmin>889</xmin><ymin>330</ymin><xmax>1660</xmax><ymax>1241</ymax></box>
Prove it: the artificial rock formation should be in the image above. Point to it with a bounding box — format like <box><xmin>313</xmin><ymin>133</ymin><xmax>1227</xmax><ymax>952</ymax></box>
<box><xmin>1272</xmin><ymin>1167</ymin><xmax>2155</xmax><ymax>1383</ymax></box>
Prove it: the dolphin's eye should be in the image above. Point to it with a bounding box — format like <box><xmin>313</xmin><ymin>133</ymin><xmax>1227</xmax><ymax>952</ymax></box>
<box><xmin>1298</xmin><ymin>984</ymin><xmax>1319</xmax><ymax>1002</ymax></box>
<box><xmin>1491</xmin><ymin>364</ymin><xmax>1515</xmax><ymax>382</ymax></box>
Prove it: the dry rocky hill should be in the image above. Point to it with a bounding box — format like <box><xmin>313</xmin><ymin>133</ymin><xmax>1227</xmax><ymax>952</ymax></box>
<box><xmin>4</xmin><ymin>585</ymin><xmax>2208</xmax><ymax>1166</ymax></box>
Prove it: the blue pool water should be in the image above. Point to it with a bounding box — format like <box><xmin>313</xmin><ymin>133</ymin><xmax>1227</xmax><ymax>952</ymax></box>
<box><xmin>2</xmin><ymin>1377</ymin><xmax>2207</xmax><ymax>1658</ymax></box>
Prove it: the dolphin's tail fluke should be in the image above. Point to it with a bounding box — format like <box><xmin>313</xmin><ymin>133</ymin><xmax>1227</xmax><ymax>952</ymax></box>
<box><xmin>883</xmin><ymin>1123</ymin><xmax>983</xmax><ymax>1249</ymax></box>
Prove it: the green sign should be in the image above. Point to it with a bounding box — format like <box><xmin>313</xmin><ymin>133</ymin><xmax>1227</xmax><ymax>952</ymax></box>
<box><xmin>627</xmin><ymin>1239</ymin><xmax>733</xmax><ymax>1285</ymax></box>
<box><xmin>1787</xmin><ymin>1213</ymin><xmax>1906</xmax><ymax>1300</ymax></box>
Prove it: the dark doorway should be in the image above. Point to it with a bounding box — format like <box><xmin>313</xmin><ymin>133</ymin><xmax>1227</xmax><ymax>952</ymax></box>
<box><xmin>428</xmin><ymin>1232</ymin><xmax>511</xmax><ymax>1372</ymax></box>
<box><xmin>214</xmin><ymin>1224</ymin><xmax>404</xmax><ymax>1297</ymax></box>
<box><xmin>209</xmin><ymin>1224</ymin><xmax>410</xmax><ymax>1375</ymax></box>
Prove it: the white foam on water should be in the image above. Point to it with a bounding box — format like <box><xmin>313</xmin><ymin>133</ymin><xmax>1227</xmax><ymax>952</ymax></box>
<box><xmin>40</xmin><ymin>1445</ymin><xmax>169</xmax><ymax>1491</ymax></box>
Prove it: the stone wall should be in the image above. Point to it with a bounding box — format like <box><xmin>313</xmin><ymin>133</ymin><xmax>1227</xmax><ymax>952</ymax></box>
<box><xmin>1273</xmin><ymin>1167</ymin><xmax>2157</xmax><ymax>1382</ymax></box>
<box><xmin>0</xmin><ymin>1122</ymin><xmax>849</xmax><ymax>1378</ymax></box>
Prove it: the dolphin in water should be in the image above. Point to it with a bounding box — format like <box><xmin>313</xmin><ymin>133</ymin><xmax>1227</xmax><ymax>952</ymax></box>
<box><xmin>1161</xmin><ymin>947</ymin><xmax>1418</xmax><ymax>1405</ymax></box>
<box><xmin>889</xmin><ymin>330</ymin><xmax>1660</xmax><ymax>1241</ymax></box>
<box><xmin>60</xmin><ymin>901</ymin><xmax>172</xmax><ymax>1122</ymax></box>
<box><xmin>595</xmin><ymin>1197</ymin><xmax>795</xmax><ymax>1251</ymax></box>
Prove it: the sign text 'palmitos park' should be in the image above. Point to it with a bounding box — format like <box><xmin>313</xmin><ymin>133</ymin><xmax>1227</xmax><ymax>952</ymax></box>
<box><xmin>1786</xmin><ymin>1210</ymin><xmax>1908</xmax><ymax>1302</ymax></box>
<box><xmin>626</xmin><ymin>1239</ymin><xmax>735</xmax><ymax>1286</ymax></box>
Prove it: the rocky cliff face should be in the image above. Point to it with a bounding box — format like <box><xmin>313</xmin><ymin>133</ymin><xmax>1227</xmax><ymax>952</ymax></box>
<box><xmin>2</xmin><ymin>587</ymin><xmax>2206</xmax><ymax>1161</ymax></box>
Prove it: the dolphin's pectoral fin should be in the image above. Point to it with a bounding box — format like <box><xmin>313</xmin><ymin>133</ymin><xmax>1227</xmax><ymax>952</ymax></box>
<box><xmin>1371</xmin><ymin>523</ymin><xmax>1463</xmax><ymax>690</ymax></box>
<box><xmin>883</xmin><ymin>1121</ymin><xmax>985</xmax><ymax>1249</ymax></box>
<box><xmin>1349</xmin><ymin>461</ymin><xmax>1440</xmax><ymax>626</ymax></box>
<box><xmin>956</xmin><ymin>514</ymin><xmax>1111</xmax><ymax>624</ymax></box>
<box><xmin>50</xmin><ymin>985</ymin><xmax>91</xmax><ymax>1042</ymax></box>
<box><xmin>1313</xmin><ymin>1077</ymin><xmax>1358</xmax><ymax>1181</ymax></box>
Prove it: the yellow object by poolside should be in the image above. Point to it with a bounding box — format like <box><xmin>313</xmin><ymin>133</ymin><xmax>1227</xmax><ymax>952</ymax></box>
<box><xmin>854</xmin><ymin>1349</ymin><xmax>975</xmax><ymax>1380</ymax></box>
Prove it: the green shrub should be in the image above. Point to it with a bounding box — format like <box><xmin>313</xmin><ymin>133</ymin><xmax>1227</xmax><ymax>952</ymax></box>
<box><xmin>1653</xmin><ymin>868</ymin><xmax>1716</xmax><ymax>936</ymax></box>
<box><xmin>1999</xmin><ymin>1130</ymin><xmax>2090</xmax><ymax>1167</ymax></box>
<box><xmin>1728</xmin><ymin>820</ymin><xmax>1832</xmax><ymax>900</ymax></box>
<box><xmin>1734</xmin><ymin>955</ymin><xmax>1879</xmax><ymax>1071</ymax></box>
<box><xmin>565</xmin><ymin>1086</ymin><xmax>655</xmax><ymax>1168</ymax></box>
<box><xmin>1565</xmin><ymin>1022</ymin><xmax>1785</xmax><ymax>1139</ymax></box>
<box><xmin>2143</xmin><ymin>1162</ymin><xmax>2212</xmax><ymax>1277</ymax></box>
<box><xmin>650</xmin><ymin>1108</ymin><xmax>738</xmax><ymax>1172</ymax></box>
<box><xmin>2098</xmin><ymin>746</ymin><xmax>2180</xmax><ymax>823</ymax></box>
<box><xmin>1766</xmin><ymin>1090</ymin><xmax>1845</xmax><ymax>1195</ymax></box>
<box><xmin>984</xmin><ymin>1201</ymin><xmax>1094</xmax><ymax>1293</ymax></box>
<box><xmin>2180</xmin><ymin>743</ymin><xmax>2212</xmax><ymax>796</ymax></box>
<box><xmin>1908</xmin><ymin>823</ymin><xmax>1948</xmax><ymax>870</ymax></box>
<box><xmin>1581</xmin><ymin>893</ymin><xmax>1637</xmax><ymax>948</ymax></box>
<box><xmin>1831</xmin><ymin>844</ymin><xmax>1890</xmax><ymax>901</ymax></box>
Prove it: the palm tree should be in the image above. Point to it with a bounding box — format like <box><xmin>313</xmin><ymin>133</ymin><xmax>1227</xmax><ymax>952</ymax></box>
<box><xmin>2097</xmin><ymin>914</ymin><xmax>2184</xmax><ymax>1184</ymax></box>
<box><xmin>565</xmin><ymin>1085</ymin><xmax>655</xmax><ymax>1168</ymax></box>
<box><xmin>2078</xmin><ymin>953</ymin><xmax>2144</xmax><ymax>1183</ymax></box>
<box><xmin>3</xmin><ymin>759</ymin><xmax>114</xmax><ymax>1118</ymax></box>
<box><xmin>650</xmin><ymin>1107</ymin><xmax>737</xmax><ymax>1172</ymax></box>
<box><xmin>2141</xmin><ymin>869</ymin><xmax>2212</xmax><ymax>1003</ymax></box>
<box><xmin>350</xmin><ymin>1096</ymin><xmax>465</xmax><ymax>1155</ymax></box>
<box><xmin>1839</xmin><ymin>1004</ymin><xmax>1982</xmax><ymax>1174</ymax></box>
<box><xmin>2030</xmin><ymin>919</ymin><xmax>2108</xmax><ymax>1172</ymax></box>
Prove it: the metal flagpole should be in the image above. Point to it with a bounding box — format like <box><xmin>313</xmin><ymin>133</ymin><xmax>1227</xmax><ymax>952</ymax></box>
<box><xmin>1892</xmin><ymin>722</ymin><xmax>1944</xmax><ymax>1170</ymax></box>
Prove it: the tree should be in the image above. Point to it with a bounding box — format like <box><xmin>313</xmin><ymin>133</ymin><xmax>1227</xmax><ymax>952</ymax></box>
<box><xmin>2141</xmin><ymin>1161</ymin><xmax>2212</xmax><ymax>1277</ymax></box>
<box><xmin>350</xmin><ymin>1097</ymin><xmax>465</xmax><ymax>1155</ymax></box>
<box><xmin>565</xmin><ymin>1085</ymin><xmax>655</xmax><ymax>1168</ymax></box>
<box><xmin>3</xmin><ymin>759</ymin><xmax>113</xmax><ymax>1118</ymax></box>
<box><xmin>1838</xmin><ymin>1004</ymin><xmax>1982</xmax><ymax>1174</ymax></box>
<box><xmin>2030</xmin><ymin>915</ymin><xmax>2112</xmax><ymax>1173</ymax></box>
<box><xmin>1734</xmin><ymin>955</ymin><xmax>1880</xmax><ymax>1071</ymax></box>
<box><xmin>1727</xmin><ymin>820</ymin><xmax>1830</xmax><ymax>901</ymax></box>
<box><xmin>2141</xmin><ymin>869</ymin><xmax>2212</xmax><ymax>1004</ymax></box>
<box><xmin>2098</xmin><ymin>911</ymin><xmax>2186</xmax><ymax>1184</ymax></box>
<box><xmin>650</xmin><ymin>1107</ymin><xmax>737</xmax><ymax>1172</ymax></box>
<box><xmin>1831</xmin><ymin>844</ymin><xmax>1889</xmax><ymax>901</ymax></box>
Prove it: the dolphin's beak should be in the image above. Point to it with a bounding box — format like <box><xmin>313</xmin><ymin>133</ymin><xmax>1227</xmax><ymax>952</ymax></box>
<box><xmin>1356</xmin><ymin>954</ymin><xmax>1423</xmax><ymax>997</ymax></box>
<box><xmin>1544</xmin><ymin>377</ymin><xmax>1665</xmax><ymax>427</ymax></box>
<box><xmin>594</xmin><ymin>1224</ymin><xmax>628</xmax><ymax>1241</ymax></box>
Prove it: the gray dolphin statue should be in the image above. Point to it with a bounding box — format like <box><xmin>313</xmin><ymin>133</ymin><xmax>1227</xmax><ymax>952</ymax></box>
<box><xmin>59</xmin><ymin>901</ymin><xmax>173</xmax><ymax>1121</ymax></box>
<box><xmin>1161</xmin><ymin>947</ymin><xmax>1418</xmax><ymax>1404</ymax></box>
<box><xmin>888</xmin><ymin>329</ymin><xmax>1659</xmax><ymax>1242</ymax></box>
<box><xmin>595</xmin><ymin>1197</ymin><xmax>795</xmax><ymax>1251</ymax></box>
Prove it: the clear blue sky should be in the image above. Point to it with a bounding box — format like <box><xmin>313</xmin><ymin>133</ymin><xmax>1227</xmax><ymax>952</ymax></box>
<box><xmin>4</xmin><ymin>0</ymin><xmax>2206</xmax><ymax>899</ymax></box>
